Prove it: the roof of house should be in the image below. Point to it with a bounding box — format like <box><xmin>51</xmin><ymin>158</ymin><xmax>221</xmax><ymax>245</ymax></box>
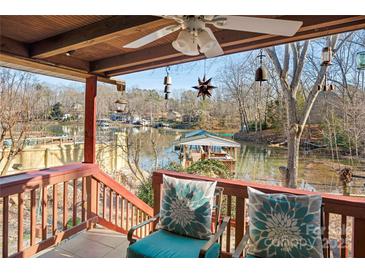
<box><xmin>175</xmin><ymin>134</ymin><xmax>240</xmax><ymax>148</ymax></box>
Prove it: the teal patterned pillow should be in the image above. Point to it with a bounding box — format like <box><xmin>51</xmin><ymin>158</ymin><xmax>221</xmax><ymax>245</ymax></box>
<box><xmin>159</xmin><ymin>175</ymin><xmax>217</xmax><ymax>240</ymax></box>
<box><xmin>247</xmin><ymin>187</ymin><xmax>323</xmax><ymax>258</ymax></box>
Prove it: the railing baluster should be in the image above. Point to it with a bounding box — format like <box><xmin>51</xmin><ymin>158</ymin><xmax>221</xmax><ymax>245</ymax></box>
<box><xmin>324</xmin><ymin>212</ymin><xmax>330</xmax><ymax>258</ymax></box>
<box><xmin>103</xmin><ymin>186</ymin><xmax>106</xmax><ymax>219</ymax></box>
<box><xmin>109</xmin><ymin>189</ymin><xmax>113</xmax><ymax>222</ymax></box>
<box><xmin>115</xmin><ymin>195</ymin><xmax>119</xmax><ymax>226</ymax></box>
<box><xmin>63</xmin><ymin>182</ymin><xmax>68</xmax><ymax>230</ymax></box>
<box><xmin>235</xmin><ymin>197</ymin><xmax>245</xmax><ymax>256</ymax></box>
<box><xmin>3</xmin><ymin>196</ymin><xmax>9</xmax><ymax>258</ymax></box>
<box><xmin>52</xmin><ymin>184</ymin><xmax>58</xmax><ymax>235</ymax></box>
<box><xmin>136</xmin><ymin>209</ymin><xmax>140</xmax><ymax>238</ymax></box>
<box><xmin>120</xmin><ymin>197</ymin><xmax>124</xmax><ymax>229</ymax></box>
<box><xmin>30</xmin><ymin>189</ymin><xmax>36</xmax><ymax>246</ymax></box>
<box><xmin>142</xmin><ymin>213</ymin><xmax>146</xmax><ymax>237</ymax></box>
<box><xmin>18</xmin><ymin>193</ymin><xmax>24</xmax><ymax>252</ymax></box>
<box><xmin>226</xmin><ymin>195</ymin><xmax>232</xmax><ymax>253</ymax></box>
<box><xmin>82</xmin><ymin>178</ymin><xmax>86</xmax><ymax>222</ymax></box>
<box><xmin>42</xmin><ymin>186</ymin><xmax>48</xmax><ymax>240</ymax></box>
<box><xmin>126</xmin><ymin>201</ymin><xmax>129</xmax><ymax>230</ymax></box>
<box><xmin>95</xmin><ymin>181</ymin><xmax>99</xmax><ymax>217</ymax></box>
<box><xmin>341</xmin><ymin>215</ymin><xmax>347</xmax><ymax>258</ymax></box>
<box><xmin>73</xmin><ymin>180</ymin><xmax>77</xmax><ymax>226</ymax></box>
<box><xmin>131</xmin><ymin>205</ymin><xmax>134</xmax><ymax>231</ymax></box>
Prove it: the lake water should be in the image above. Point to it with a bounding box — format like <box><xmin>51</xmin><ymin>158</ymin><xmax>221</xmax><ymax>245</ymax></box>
<box><xmin>13</xmin><ymin>123</ymin><xmax>365</xmax><ymax>195</ymax></box>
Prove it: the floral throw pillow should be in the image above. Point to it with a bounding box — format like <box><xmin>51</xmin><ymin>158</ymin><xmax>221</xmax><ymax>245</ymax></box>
<box><xmin>247</xmin><ymin>187</ymin><xmax>323</xmax><ymax>258</ymax></box>
<box><xmin>159</xmin><ymin>175</ymin><xmax>217</xmax><ymax>240</ymax></box>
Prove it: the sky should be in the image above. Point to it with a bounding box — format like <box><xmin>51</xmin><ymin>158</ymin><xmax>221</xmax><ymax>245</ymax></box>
<box><xmin>35</xmin><ymin>51</ymin><xmax>252</xmax><ymax>97</ymax></box>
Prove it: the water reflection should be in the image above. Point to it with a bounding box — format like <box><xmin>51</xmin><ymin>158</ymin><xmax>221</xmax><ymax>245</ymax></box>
<box><xmin>7</xmin><ymin>123</ymin><xmax>364</xmax><ymax>195</ymax></box>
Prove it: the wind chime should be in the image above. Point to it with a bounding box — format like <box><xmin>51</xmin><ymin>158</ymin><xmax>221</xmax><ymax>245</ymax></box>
<box><xmin>164</xmin><ymin>66</ymin><xmax>172</xmax><ymax>100</ymax></box>
<box><xmin>192</xmin><ymin>59</ymin><xmax>216</xmax><ymax>99</ymax></box>
<box><xmin>318</xmin><ymin>46</ymin><xmax>334</xmax><ymax>92</ymax></box>
<box><xmin>255</xmin><ymin>49</ymin><xmax>268</xmax><ymax>85</ymax></box>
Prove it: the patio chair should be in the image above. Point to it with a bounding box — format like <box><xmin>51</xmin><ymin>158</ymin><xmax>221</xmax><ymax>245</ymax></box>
<box><xmin>232</xmin><ymin>187</ymin><xmax>328</xmax><ymax>258</ymax></box>
<box><xmin>127</xmin><ymin>175</ymin><xmax>230</xmax><ymax>258</ymax></box>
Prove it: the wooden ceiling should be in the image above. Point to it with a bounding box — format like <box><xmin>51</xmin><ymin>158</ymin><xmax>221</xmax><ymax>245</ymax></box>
<box><xmin>1</xmin><ymin>15</ymin><xmax>365</xmax><ymax>83</ymax></box>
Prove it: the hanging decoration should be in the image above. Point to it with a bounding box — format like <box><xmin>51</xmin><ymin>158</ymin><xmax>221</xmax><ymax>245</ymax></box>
<box><xmin>255</xmin><ymin>49</ymin><xmax>268</xmax><ymax>86</ymax></box>
<box><xmin>193</xmin><ymin>59</ymin><xmax>216</xmax><ymax>99</ymax></box>
<box><xmin>115</xmin><ymin>98</ymin><xmax>128</xmax><ymax>113</ymax></box>
<box><xmin>318</xmin><ymin>46</ymin><xmax>334</xmax><ymax>92</ymax></box>
<box><xmin>163</xmin><ymin>66</ymin><xmax>172</xmax><ymax>100</ymax></box>
<box><xmin>356</xmin><ymin>51</ymin><xmax>365</xmax><ymax>93</ymax></box>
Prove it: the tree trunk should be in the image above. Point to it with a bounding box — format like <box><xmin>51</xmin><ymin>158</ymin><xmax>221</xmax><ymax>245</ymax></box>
<box><xmin>287</xmin><ymin>130</ymin><xmax>301</xmax><ymax>187</ymax></box>
<box><xmin>1</xmin><ymin>153</ymin><xmax>14</xmax><ymax>175</ymax></box>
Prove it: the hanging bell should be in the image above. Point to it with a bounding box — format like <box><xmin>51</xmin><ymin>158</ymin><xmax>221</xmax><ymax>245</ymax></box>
<box><xmin>164</xmin><ymin>85</ymin><xmax>171</xmax><ymax>94</ymax></box>
<box><xmin>164</xmin><ymin>75</ymin><xmax>172</xmax><ymax>86</ymax></box>
<box><xmin>255</xmin><ymin>66</ymin><xmax>268</xmax><ymax>83</ymax></box>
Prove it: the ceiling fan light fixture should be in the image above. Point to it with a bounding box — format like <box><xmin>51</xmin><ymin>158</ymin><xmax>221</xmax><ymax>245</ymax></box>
<box><xmin>172</xmin><ymin>30</ymin><xmax>199</xmax><ymax>56</ymax></box>
<box><xmin>197</xmin><ymin>30</ymin><xmax>215</xmax><ymax>53</ymax></box>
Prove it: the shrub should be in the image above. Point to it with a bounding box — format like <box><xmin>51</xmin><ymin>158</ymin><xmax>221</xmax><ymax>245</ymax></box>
<box><xmin>186</xmin><ymin>159</ymin><xmax>232</xmax><ymax>179</ymax></box>
<box><xmin>137</xmin><ymin>179</ymin><xmax>153</xmax><ymax>207</ymax></box>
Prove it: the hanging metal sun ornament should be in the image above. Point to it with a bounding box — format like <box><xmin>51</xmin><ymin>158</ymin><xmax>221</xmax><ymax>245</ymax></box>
<box><xmin>192</xmin><ymin>59</ymin><xmax>216</xmax><ymax>99</ymax></box>
<box><xmin>163</xmin><ymin>66</ymin><xmax>172</xmax><ymax>100</ymax></box>
<box><xmin>192</xmin><ymin>75</ymin><xmax>216</xmax><ymax>99</ymax></box>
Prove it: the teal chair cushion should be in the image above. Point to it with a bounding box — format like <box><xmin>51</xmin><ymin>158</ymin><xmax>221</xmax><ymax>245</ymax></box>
<box><xmin>127</xmin><ymin>229</ymin><xmax>220</xmax><ymax>258</ymax></box>
<box><xmin>245</xmin><ymin>253</ymin><xmax>259</xmax><ymax>258</ymax></box>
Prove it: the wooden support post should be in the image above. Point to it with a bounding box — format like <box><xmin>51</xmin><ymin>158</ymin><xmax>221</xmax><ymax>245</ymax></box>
<box><xmin>152</xmin><ymin>172</ymin><xmax>163</xmax><ymax>231</ymax></box>
<box><xmin>84</xmin><ymin>75</ymin><xmax>97</xmax><ymax>164</ymax></box>
<box><xmin>84</xmin><ymin>75</ymin><xmax>98</xmax><ymax>225</ymax></box>
<box><xmin>352</xmin><ymin>217</ymin><xmax>365</xmax><ymax>258</ymax></box>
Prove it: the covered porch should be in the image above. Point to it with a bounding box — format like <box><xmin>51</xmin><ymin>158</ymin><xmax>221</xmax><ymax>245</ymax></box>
<box><xmin>1</xmin><ymin>15</ymin><xmax>365</xmax><ymax>258</ymax></box>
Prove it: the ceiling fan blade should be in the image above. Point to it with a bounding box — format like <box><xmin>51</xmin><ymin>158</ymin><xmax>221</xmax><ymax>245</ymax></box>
<box><xmin>211</xmin><ymin>16</ymin><xmax>303</xmax><ymax>37</ymax></box>
<box><xmin>123</xmin><ymin>24</ymin><xmax>181</xmax><ymax>48</ymax></box>
<box><xmin>203</xmin><ymin>28</ymin><xmax>224</xmax><ymax>58</ymax></box>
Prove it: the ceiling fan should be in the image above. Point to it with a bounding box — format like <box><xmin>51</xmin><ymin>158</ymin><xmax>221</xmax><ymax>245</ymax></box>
<box><xmin>123</xmin><ymin>16</ymin><xmax>303</xmax><ymax>58</ymax></box>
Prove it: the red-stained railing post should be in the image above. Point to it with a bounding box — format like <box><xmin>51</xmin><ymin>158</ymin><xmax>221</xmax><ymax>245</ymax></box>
<box><xmin>152</xmin><ymin>172</ymin><xmax>163</xmax><ymax>231</ymax></box>
<box><xmin>352</xmin><ymin>218</ymin><xmax>365</xmax><ymax>258</ymax></box>
<box><xmin>84</xmin><ymin>75</ymin><xmax>98</xmax><ymax>223</ymax></box>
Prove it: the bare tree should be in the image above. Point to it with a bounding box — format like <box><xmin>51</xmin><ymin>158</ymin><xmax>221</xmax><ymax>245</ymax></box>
<box><xmin>218</xmin><ymin>57</ymin><xmax>254</xmax><ymax>132</ymax></box>
<box><xmin>265</xmin><ymin>34</ymin><xmax>350</xmax><ymax>187</ymax></box>
<box><xmin>0</xmin><ymin>69</ymin><xmax>40</xmax><ymax>175</ymax></box>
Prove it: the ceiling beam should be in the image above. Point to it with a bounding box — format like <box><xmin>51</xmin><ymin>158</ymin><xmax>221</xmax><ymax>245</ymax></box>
<box><xmin>1</xmin><ymin>35</ymin><xmax>91</xmax><ymax>72</ymax></box>
<box><xmin>0</xmin><ymin>52</ymin><xmax>121</xmax><ymax>85</ymax></box>
<box><xmin>91</xmin><ymin>16</ymin><xmax>365</xmax><ymax>75</ymax></box>
<box><xmin>30</xmin><ymin>16</ymin><xmax>164</xmax><ymax>59</ymax></box>
<box><xmin>106</xmin><ymin>17</ymin><xmax>365</xmax><ymax>76</ymax></box>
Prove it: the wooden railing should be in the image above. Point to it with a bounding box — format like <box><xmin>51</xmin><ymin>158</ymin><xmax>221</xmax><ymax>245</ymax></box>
<box><xmin>2</xmin><ymin>164</ymin><xmax>364</xmax><ymax>258</ymax></box>
<box><xmin>152</xmin><ymin>170</ymin><xmax>365</xmax><ymax>258</ymax></box>
<box><xmin>92</xmin><ymin>170</ymin><xmax>153</xmax><ymax>239</ymax></box>
<box><xmin>0</xmin><ymin>163</ymin><xmax>153</xmax><ymax>258</ymax></box>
